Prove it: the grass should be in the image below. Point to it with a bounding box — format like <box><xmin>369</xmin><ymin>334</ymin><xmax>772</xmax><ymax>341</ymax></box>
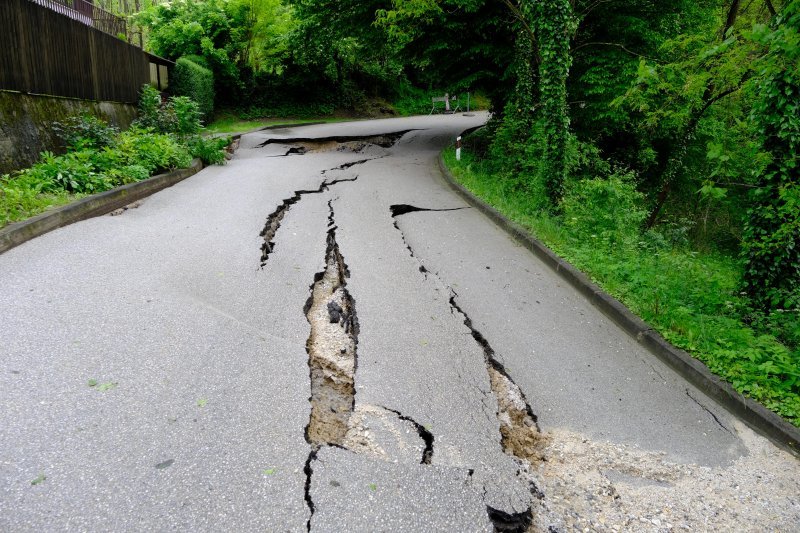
<box><xmin>392</xmin><ymin>88</ymin><xmax>491</xmax><ymax>117</ymax></box>
<box><xmin>204</xmin><ymin>115</ymin><xmax>345</xmax><ymax>135</ymax></box>
<box><xmin>204</xmin><ymin>106</ymin><xmax>368</xmax><ymax>135</ymax></box>
<box><xmin>443</xmin><ymin>148</ymin><xmax>800</xmax><ymax>427</ymax></box>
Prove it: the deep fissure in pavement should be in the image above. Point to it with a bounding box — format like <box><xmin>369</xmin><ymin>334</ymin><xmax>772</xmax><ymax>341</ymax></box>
<box><xmin>389</xmin><ymin>204</ymin><xmax>469</xmax><ymax>217</ymax></box>
<box><xmin>390</xmin><ymin>206</ymin><xmax>544</xmax><ymax>531</ymax></box>
<box><xmin>258</xmin><ymin>130</ymin><xmax>415</xmax><ymax>149</ymax></box>
<box><xmin>382</xmin><ymin>406</ymin><xmax>435</xmax><ymax>464</ymax></box>
<box><xmin>321</xmin><ymin>157</ymin><xmax>380</xmax><ymax>175</ymax></box>
<box><xmin>303</xmin><ymin>450</ymin><xmax>317</xmax><ymax>532</ymax></box>
<box><xmin>259</xmin><ymin>177</ymin><xmax>357</xmax><ymax>266</ymax></box>
<box><xmin>448</xmin><ymin>293</ymin><xmax>545</xmax><ymax>465</ymax></box>
<box><xmin>304</xmin><ymin>201</ymin><xmax>359</xmax><ymax>446</ymax></box>
<box><xmin>486</xmin><ymin>506</ymin><xmax>534</xmax><ymax>532</ymax></box>
<box><xmin>302</xmin><ymin>201</ymin><xmax>359</xmax><ymax>529</ymax></box>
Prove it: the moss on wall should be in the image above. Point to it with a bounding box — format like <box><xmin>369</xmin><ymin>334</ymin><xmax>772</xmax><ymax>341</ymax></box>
<box><xmin>0</xmin><ymin>91</ymin><xmax>138</xmax><ymax>175</ymax></box>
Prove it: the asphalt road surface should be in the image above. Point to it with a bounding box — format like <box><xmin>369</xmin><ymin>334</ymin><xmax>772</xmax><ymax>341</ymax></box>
<box><xmin>2</xmin><ymin>115</ymin><xmax>798</xmax><ymax>531</ymax></box>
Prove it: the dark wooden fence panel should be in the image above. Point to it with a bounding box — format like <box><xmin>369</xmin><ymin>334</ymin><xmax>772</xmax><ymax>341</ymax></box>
<box><xmin>0</xmin><ymin>0</ymin><xmax>156</xmax><ymax>103</ymax></box>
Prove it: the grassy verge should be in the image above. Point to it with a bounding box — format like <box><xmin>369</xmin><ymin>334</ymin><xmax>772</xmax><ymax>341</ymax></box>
<box><xmin>443</xmin><ymin>148</ymin><xmax>800</xmax><ymax>427</ymax></box>
<box><xmin>392</xmin><ymin>88</ymin><xmax>491</xmax><ymax>116</ymax></box>
<box><xmin>204</xmin><ymin>115</ymin><xmax>345</xmax><ymax>135</ymax></box>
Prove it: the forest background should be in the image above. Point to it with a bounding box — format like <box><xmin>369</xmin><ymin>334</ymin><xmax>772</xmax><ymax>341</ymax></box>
<box><xmin>110</xmin><ymin>0</ymin><xmax>797</xmax><ymax>424</ymax></box>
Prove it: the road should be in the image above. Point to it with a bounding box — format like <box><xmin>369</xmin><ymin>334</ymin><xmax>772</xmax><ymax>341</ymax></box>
<box><xmin>2</xmin><ymin>115</ymin><xmax>798</xmax><ymax>531</ymax></box>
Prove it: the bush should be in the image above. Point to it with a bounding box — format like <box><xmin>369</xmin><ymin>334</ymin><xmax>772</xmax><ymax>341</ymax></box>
<box><xmin>0</xmin><ymin>174</ymin><xmax>72</xmax><ymax>227</ymax></box>
<box><xmin>561</xmin><ymin>168</ymin><xmax>647</xmax><ymax>248</ymax></box>
<box><xmin>115</xmin><ymin>127</ymin><xmax>192</xmax><ymax>174</ymax></box>
<box><xmin>136</xmin><ymin>84</ymin><xmax>164</xmax><ymax>131</ymax></box>
<box><xmin>171</xmin><ymin>57</ymin><xmax>215</xmax><ymax>122</ymax></box>
<box><xmin>188</xmin><ymin>136</ymin><xmax>230</xmax><ymax>165</ymax></box>
<box><xmin>135</xmin><ymin>85</ymin><xmax>203</xmax><ymax>139</ymax></box>
<box><xmin>168</xmin><ymin>97</ymin><xmax>203</xmax><ymax>138</ymax></box>
<box><xmin>52</xmin><ymin>114</ymin><xmax>119</xmax><ymax>150</ymax></box>
<box><xmin>22</xmin><ymin>150</ymin><xmax>111</xmax><ymax>194</ymax></box>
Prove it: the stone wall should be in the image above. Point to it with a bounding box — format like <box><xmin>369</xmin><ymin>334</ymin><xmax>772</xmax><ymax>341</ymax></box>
<box><xmin>0</xmin><ymin>90</ymin><xmax>137</xmax><ymax>175</ymax></box>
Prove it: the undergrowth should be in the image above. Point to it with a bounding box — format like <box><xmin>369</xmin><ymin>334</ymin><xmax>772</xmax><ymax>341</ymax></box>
<box><xmin>443</xmin><ymin>147</ymin><xmax>800</xmax><ymax>426</ymax></box>
<box><xmin>1</xmin><ymin>90</ymin><xmax>230</xmax><ymax>229</ymax></box>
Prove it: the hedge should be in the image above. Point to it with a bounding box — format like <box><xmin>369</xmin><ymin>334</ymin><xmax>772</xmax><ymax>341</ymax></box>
<box><xmin>171</xmin><ymin>57</ymin><xmax>215</xmax><ymax>122</ymax></box>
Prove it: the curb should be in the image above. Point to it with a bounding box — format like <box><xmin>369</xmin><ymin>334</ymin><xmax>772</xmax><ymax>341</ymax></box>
<box><xmin>0</xmin><ymin>158</ymin><xmax>204</xmax><ymax>255</ymax></box>
<box><xmin>437</xmin><ymin>153</ymin><xmax>800</xmax><ymax>457</ymax></box>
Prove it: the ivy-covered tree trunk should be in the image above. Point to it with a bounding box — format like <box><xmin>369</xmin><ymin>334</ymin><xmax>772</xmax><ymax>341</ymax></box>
<box><xmin>510</xmin><ymin>25</ymin><xmax>537</xmax><ymax>132</ymax></box>
<box><xmin>741</xmin><ymin>1</ymin><xmax>800</xmax><ymax>311</ymax></box>
<box><xmin>531</xmin><ymin>0</ymin><xmax>573</xmax><ymax>207</ymax></box>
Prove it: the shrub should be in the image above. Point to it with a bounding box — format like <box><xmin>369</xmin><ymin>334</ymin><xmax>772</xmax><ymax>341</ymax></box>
<box><xmin>21</xmin><ymin>151</ymin><xmax>111</xmax><ymax>194</ymax></box>
<box><xmin>171</xmin><ymin>57</ymin><xmax>215</xmax><ymax>122</ymax></box>
<box><xmin>52</xmin><ymin>114</ymin><xmax>119</xmax><ymax>150</ymax></box>
<box><xmin>561</xmin><ymin>168</ymin><xmax>647</xmax><ymax>248</ymax></box>
<box><xmin>107</xmin><ymin>164</ymin><xmax>151</xmax><ymax>186</ymax></box>
<box><xmin>188</xmin><ymin>136</ymin><xmax>229</xmax><ymax>165</ymax></box>
<box><xmin>136</xmin><ymin>84</ymin><xmax>164</xmax><ymax>131</ymax></box>
<box><xmin>0</xmin><ymin>174</ymin><xmax>71</xmax><ymax>227</ymax></box>
<box><xmin>168</xmin><ymin>97</ymin><xmax>202</xmax><ymax>138</ymax></box>
<box><xmin>135</xmin><ymin>85</ymin><xmax>203</xmax><ymax>139</ymax></box>
<box><xmin>115</xmin><ymin>127</ymin><xmax>192</xmax><ymax>174</ymax></box>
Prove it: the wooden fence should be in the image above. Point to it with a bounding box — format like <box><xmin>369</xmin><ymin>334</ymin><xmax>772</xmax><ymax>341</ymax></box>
<box><xmin>0</xmin><ymin>0</ymin><xmax>170</xmax><ymax>103</ymax></box>
<box><xmin>30</xmin><ymin>0</ymin><xmax>128</xmax><ymax>38</ymax></box>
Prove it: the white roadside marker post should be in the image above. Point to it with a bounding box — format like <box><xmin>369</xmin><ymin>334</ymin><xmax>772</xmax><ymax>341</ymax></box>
<box><xmin>456</xmin><ymin>136</ymin><xmax>462</xmax><ymax>161</ymax></box>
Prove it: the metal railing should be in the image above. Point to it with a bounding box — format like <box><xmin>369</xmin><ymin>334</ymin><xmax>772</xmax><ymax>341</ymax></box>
<box><xmin>29</xmin><ymin>0</ymin><xmax>128</xmax><ymax>39</ymax></box>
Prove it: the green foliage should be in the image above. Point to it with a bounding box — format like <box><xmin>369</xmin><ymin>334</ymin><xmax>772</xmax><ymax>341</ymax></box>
<box><xmin>0</xmin><ymin>93</ymin><xmax>231</xmax><ymax>229</ymax></box>
<box><xmin>171</xmin><ymin>57</ymin><xmax>215</xmax><ymax>121</ymax></box>
<box><xmin>134</xmin><ymin>0</ymin><xmax>250</xmax><ymax>98</ymax></box>
<box><xmin>135</xmin><ymin>0</ymin><xmax>296</xmax><ymax>105</ymax></box>
<box><xmin>562</xmin><ymin>169</ymin><xmax>647</xmax><ymax>248</ymax></box>
<box><xmin>741</xmin><ymin>2</ymin><xmax>800</xmax><ymax>312</ymax></box>
<box><xmin>532</xmin><ymin>0</ymin><xmax>575</xmax><ymax>206</ymax></box>
<box><xmin>169</xmin><ymin>97</ymin><xmax>203</xmax><ymax>138</ymax></box>
<box><xmin>188</xmin><ymin>136</ymin><xmax>230</xmax><ymax>165</ymax></box>
<box><xmin>0</xmin><ymin>174</ymin><xmax>74</xmax><ymax>228</ymax></box>
<box><xmin>136</xmin><ymin>84</ymin><xmax>164</xmax><ymax>131</ymax></box>
<box><xmin>115</xmin><ymin>127</ymin><xmax>193</xmax><ymax>173</ymax></box>
<box><xmin>135</xmin><ymin>85</ymin><xmax>203</xmax><ymax>139</ymax></box>
<box><xmin>52</xmin><ymin>114</ymin><xmax>119</xmax><ymax>151</ymax></box>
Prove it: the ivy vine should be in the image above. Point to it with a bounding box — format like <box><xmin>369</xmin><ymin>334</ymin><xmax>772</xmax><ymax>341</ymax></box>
<box><xmin>530</xmin><ymin>0</ymin><xmax>575</xmax><ymax>207</ymax></box>
<box><xmin>741</xmin><ymin>1</ymin><xmax>800</xmax><ymax>312</ymax></box>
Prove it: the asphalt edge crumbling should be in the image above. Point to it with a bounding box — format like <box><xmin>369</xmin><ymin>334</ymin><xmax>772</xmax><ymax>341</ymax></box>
<box><xmin>0</xmin><ymin>158</ymin><xmax>205</xmax><ymax>255</ymax></box>
<box><xmin>436</xmin><ymin>153</ymin><xmax>800</xmax><ymax>457</ymax></box>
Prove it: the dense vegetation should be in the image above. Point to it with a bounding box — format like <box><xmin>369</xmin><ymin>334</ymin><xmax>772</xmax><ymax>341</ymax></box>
<box><xmin>0</xmin><ymin>87</ymin><xmax>229</xmax><ymax>228</ymax></box>
<box><xmin>133</xmin><ymin>0</ymin><xmax>800</xmax><ymax>424</ymax></box>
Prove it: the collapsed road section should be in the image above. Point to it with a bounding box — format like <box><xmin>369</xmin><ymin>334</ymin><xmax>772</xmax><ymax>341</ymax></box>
<box><xmin>258</xmin><ymin>130</ymin><xmax>416</xmax><ymax>150</ymax></box>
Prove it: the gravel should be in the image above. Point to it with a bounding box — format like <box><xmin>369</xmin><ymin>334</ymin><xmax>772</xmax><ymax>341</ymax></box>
<box><xmin>529</xmin><ymin>422</ymin><xmax>800</xmax><ymax>532</ymax></box>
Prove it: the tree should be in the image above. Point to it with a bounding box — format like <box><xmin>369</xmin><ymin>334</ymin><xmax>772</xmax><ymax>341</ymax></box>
<box><xmin>134</xmin><ymin>0</ymin><xmax>291</xmax><ymax>102</ymax></box>
<box><xmin>741</xmin><ymin>0</ymin><xmax>800</xmax><ymax>312</ymax></box>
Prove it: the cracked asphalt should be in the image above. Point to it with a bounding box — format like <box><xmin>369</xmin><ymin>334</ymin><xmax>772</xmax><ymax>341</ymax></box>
<box><xmin>2</xmin><ymin>114</ymin><xmax>799</xmax><ymax>532</ymax></box>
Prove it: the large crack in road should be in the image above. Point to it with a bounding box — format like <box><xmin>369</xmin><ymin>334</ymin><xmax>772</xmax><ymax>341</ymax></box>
<box><xmin>259</xmin><ymin>131</ymin><xmax>407</xmax><ymax>267</ymax></box>
<box><xmin>260</xmin><ymin>177</ymin><xmax>357</xmax><ymax>266</ymax></box>
<box><xmin>391</xmin><ymin>204</ymin><xmax>545</xmax><ymax>532</ymax></box>
<box><xmin>304</xmin><ymin>201</ymin><xmax>359</xmax><ymax>448</ymax></box>
<box><xmin>302</xmin><ymin>200</ymin><xmax>359</xmax><ymax>530</ymax></box>
<box><xmin>258</xmin><ymin>130</ymin><xmax>417</xmax><ymax>149</ymax></box>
